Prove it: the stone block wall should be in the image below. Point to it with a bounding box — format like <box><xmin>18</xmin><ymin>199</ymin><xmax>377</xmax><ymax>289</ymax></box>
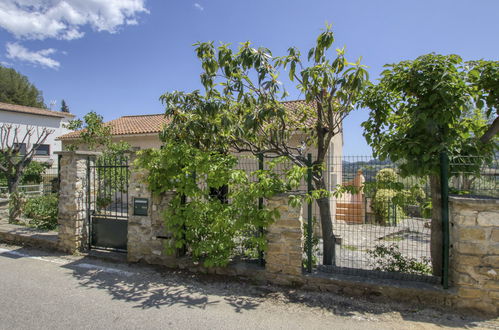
<box><xmin>57</xmin><ymin>151</ymin><xmax>99</xmax><ymax>253</ymax></box>
<box><xmin>127</xmin><ymin>156</ymin><xmax>177</xmax><ymax>266</ymax></box>
<box><xmin>265</xmin><ymin>195</ymin><xmax>304</xmax><ymax>280</ymax></box>
<box><xmin>449</xmin><ymin>196</ymin><xmax>499</xmax><ymax>315</ymax></box>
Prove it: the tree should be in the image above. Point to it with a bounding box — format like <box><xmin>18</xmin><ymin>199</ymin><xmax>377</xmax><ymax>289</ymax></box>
<box><xmin>160</xmin><ymin>25</ymin><xmax>368</xmax><ymax>265</ymax></box>
<box><xmin>467</xmin><ymin>60</ymin><xmax>499</xmax><ymax>143</ymax></box>
<box><xmin>65</xmin><ymin>112</ymin><xmax>112</xmax><ymax>151</ymax></box>
<box><xmin>361</xmin><ymin>54</ymin><xmax>497</xmax><ymax>276</ymax></box>
<box><xmin>0</xmin><ymin>124</ymin><xmax>53</xmax><ymax>222</ymax></box>
<box><xmin>0</xmin><ymin>65</ymin><xmax>46</xmax><ymax>108</ymax></box>
<box><xmin>61</xmin><ymin>99</ymin><xmax>70</xmax><ymax>113</ymax></box>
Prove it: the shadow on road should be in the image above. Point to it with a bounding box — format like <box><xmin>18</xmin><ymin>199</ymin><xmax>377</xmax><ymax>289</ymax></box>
<box><xmin>1</xmin><ymin>245</ymin><xmax>497</xmax><ymax>328</ymax></box>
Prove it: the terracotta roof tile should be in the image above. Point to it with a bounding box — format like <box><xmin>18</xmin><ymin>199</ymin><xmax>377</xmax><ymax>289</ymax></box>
<box><xmin>0</xmin><ymin>102</ymin><xmax>75</xmax><ymax>118</ymax></box>
<box><xmin>58</xmin><ymin>114</ymin><xmax>169</xmax><ymax>140</ymax></box>
<box><xmin>58</xmin><ymin>100</ymin><xmax>315</xmax><ymax>141</ymax></box>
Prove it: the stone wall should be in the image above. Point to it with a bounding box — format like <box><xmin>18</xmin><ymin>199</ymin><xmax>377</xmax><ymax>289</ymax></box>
<box><xmin>127</xmin><ymin>155</ymin><xmax>177</xmax><ymax>266</ymax></box>
<box><xmin>265</xmin><ymin>195</ymin><xmax>304</xmax><ymax>282</ymax></box>
<box><xmin>57</xmin><ymin>151</ymin><xmax>99</xmax><ymax>253</ymax></box>
<box><xmin>449</xmin><ymin>196</ymin><xmax>499</xmax><ymax>315</ymax></box>
<box><xmin>53</xmin><ymin>152</ymin><xmax>497</xmax><ymax>316</ymax></box>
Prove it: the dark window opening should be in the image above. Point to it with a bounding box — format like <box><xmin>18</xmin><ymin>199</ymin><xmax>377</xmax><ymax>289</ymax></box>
<box><xmin>34</xmin><ymin>144</ymin><xmax>50</xmax><ymax>156</ymax></box>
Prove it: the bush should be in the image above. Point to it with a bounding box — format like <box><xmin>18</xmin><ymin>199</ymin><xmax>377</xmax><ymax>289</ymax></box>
<box><xmin>371</xmin><ymin>189</ymin><xmax>404</xmax><ymax>225</ymax></box>
<box><xmin>23</xmin><ymin>194</ymin><xmax>58</xmax><ymax>230</ymax></box>
<box><xmin>376</xmin><ymin>168</ymin><xmax>398</xmax><ymax>183</ymax></box>
<box><xmin>370</xmin><ymin>168</ymin><xmax>427</xmax><ymax>225</ymax></box>
<box><xmin>367</xmin><ymin>243</ymin><xmax>432</xmax><ymax>275</ymax></box>
<box><xmin>21</xmin><ymin>161</ymin><xmax>51</xmax><ymax>184</ymax></box>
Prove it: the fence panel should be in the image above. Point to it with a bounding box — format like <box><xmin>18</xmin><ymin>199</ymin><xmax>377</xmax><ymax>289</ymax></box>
<box><xmin>313</xmin><ymin>156</ymin><xmax>437</xmax><ymax>283</ymax></box>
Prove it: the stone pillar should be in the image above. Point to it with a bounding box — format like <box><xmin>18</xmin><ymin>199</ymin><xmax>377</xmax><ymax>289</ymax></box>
<box><xmin>265</xmin><ymin>194</ymin><xmax>304</xmax><ymax>279</ymax></box>
<box><xmin>449</xmin><ymin>196</ymin><xmax>499</xmax><ymax>315</ymax></box>
<box><xmin>127</xmin><ymin>153</ymin><xmax>176</xmax><ymax>266</ymax></box>
<box><xmin>56</xmin><ymin>151</ymin><xmax>100</xmax><ymax>253</ymax></box>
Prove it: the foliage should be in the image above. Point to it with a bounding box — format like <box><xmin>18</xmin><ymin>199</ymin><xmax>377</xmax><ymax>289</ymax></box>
<box><xmin>302</xmin><ymin>216</ymin><xmax>320</xmax><ymax>269</ymax></box>
<box><xmin>0</xmin><ymin>64</ymin><xmax>46</xmax><ymax>108</ymax></box>
<box><xmin>65</xmin><ymin>111</ymin><xmax>112</xmax><ymax>151</ymax></box>
<box><xmin>0</xmin><ymin>124</ymin><xmax>53</xmax><ymax>222</ymax></box>
<box><xmin>96</xmin><ymin>195</ymin><xmax>112</xmax><ymax>212</ymax></box>
<box><xmin>20</xmin><ymin>161</ymin><xmax>50</xmax><ymax>184</ymax></box>
<box><xmin>23</xmin><ymin>194</ymin><xmax>58</xmax><ymax>230</ymax></box>
<box><xmin>371</xmin><ymin>189</ymin><xmax>404</xmax><ymax>225</ymax></box>
<box><xmin>136</xmin><ymin>141</ymin><xmax>304</xmax><ymax>267</ymax></box>
<box><xmin>375</xmin><ymin>168</ymin><xmax>397</xmax><ymax>184</ymax></box>
<box><xmin>159</xmin><ymin>24</ymin><xmax>369</xmax><ymax>265</ymax></box>
<box><xmin>369</xmin><ymin>169</ymin><xmax>426</xmax><ymax>225</ymax></box>
<box><xmin>361</xmin><ymin>54</ymin><xmax>498</xmax><ymax>275</ymax></box>
<box><xmin>367</xmin><ymin>244</ymin><xmax>432</xmax><ymax>275</ymax></box>
<box><xmin>362</xmin><ymin>54</ymin><xmax>497</xmax><ymax>177</ymax></box>
<box><xmin>60</xmin><ymin>99</ymin><xmax>70</xmax><ymax>113</ymax></box>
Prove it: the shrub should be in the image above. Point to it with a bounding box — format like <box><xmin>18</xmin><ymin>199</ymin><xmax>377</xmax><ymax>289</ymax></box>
<box><xmin>376</xmin><ymin>168</ymin><xmax>398</xmax><ymax>183</ymax></box>
<box><xmin>21</xmin><ymin>161</ymin><xmax>51</xmax><ymax>184</ymax></box>
<box><xmin>371</xmin><ymin>189</ymin><xmax>404</xmax><ymax>225</ymax></box>
<box><xmin>367</xmin><ymin>243</ymin><xmax>432</xmax><ymax>275</ymax></box>
<box><xmin>370</xmin><ymin>168</ymin><xmax>427</xmax><ymax>225</ymax></box>
<box><xmin>23</xmin><ymin>194</ymin><xmax>58</xmax><ymax>230</ymax></box>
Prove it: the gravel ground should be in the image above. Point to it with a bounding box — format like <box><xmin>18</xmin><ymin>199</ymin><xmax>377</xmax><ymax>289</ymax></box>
<box><xmin>316</xmin><ymin>217</ymin><xmax>432</xmax><ymax>271</ymax></box>
<box><xmin>0</xmin><ymin>242</ymin><xmax>497</xmax><ymax>329</ymax></box>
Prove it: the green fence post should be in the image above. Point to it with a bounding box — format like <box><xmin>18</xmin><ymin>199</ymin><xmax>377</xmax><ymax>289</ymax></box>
<box><xmin>307</xmin><ymin>153</ymin><xmax>313</xmax><ymax>273</ymax></box>
<box><xmin>440</xmin><ymin>151</ymin><xmax>450</xmax><ymax>289</ymax></box>
<box><xmin>258</xmin><ymin>153</ymin><xmax>265</xmax><ymax>266</ymax></box>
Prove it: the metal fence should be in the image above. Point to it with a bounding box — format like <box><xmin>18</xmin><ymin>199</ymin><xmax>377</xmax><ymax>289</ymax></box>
<box><xmin>448</xmin><ymin>154</ymin><xmax>498</xmax><ymax>198</ymax></box>
<box><xmin>0</xmin><ymin>165</ymin><xmax>59</xmax><ymax>197</ymax></box>
<box><xmin>309</xmin><ymin>156</ymin><xmax>436</xmax><ymax>282</ymax></box>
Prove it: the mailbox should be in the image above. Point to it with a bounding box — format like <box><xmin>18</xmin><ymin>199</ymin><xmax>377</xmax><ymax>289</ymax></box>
<box><xmin>133</xmin><ymin>198</ymin><xmax>149</xmax><ymax>216</ymax></box>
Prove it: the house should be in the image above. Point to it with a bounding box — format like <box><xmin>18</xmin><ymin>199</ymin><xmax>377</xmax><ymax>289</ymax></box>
<box><xmin>0</xmin><ymin>102</ymin><xmax>75</xmax><ymax>168</ymax></box>
<box><xmin>58</xmin><ymin>113</ymin><xmax>169</xmax><ymax>150</ymax></box>
<box><xmin>58</xmin><ymin>100</ymin><xmax>343</xmax><ymax>183</ymax></box>
<box><xmin>58</xmin><ymin>100</ymin><xmax>347</xmax><ymax>226</ymax></box>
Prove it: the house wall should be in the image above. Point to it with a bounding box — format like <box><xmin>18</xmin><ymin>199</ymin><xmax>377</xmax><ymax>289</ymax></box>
<box><xmin>1</xmin><ymin>110</ymin><xmax>73</xmax><ymax>168</ymax></box>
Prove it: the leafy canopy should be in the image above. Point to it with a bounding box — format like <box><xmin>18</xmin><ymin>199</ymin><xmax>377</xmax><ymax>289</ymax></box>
<box><xmin>362</xmin><ymin>54</ymin><xmax>497</xmax><ymax>177</ymax></box>
<box><xmin>136</xmin><ymin>141</ymin><xmax>305</xmax><ymax>267</ymax></box>
<box><xmin>161</xmin><ymin>24</ymin><xmax>369</xmax><ymax>169</ymax></box>
<box><xmin>0</xmin><ymin>64</ymin><xmax>46</xmax><ymax>108</ymax></box>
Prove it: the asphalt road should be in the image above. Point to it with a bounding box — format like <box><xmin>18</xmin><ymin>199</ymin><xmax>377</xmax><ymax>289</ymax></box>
<box><xmin>0</xmin><ymin>244</ymin><xmax>496</xmax><ymax>330</ymax></box>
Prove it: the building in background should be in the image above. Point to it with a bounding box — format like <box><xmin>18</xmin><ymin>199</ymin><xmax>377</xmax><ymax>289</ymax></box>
<box><xmin>0</xmin><ymin>102</ymin><xmax>75</xmax><ymax>169</ymax></box>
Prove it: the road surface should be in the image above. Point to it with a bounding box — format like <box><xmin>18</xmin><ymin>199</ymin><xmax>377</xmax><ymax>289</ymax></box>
<box><xmin>0</xmin><ymin>244</ymin><xmax>496</xmax><ymax>329</ymax></box>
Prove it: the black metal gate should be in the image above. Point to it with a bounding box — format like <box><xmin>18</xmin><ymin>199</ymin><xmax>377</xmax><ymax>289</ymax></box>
<box><xmin>87</xmin><ymin>155</ymin><xmax>129</xmax><ymax>251</ymax></box>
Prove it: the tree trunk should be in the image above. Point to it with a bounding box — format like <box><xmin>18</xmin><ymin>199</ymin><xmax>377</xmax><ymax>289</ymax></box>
<box><xmin>429</xmin><ymin>175</ymin><xmax>443</xmax><ymax>277</ymax></box>
<box><xmin>314</xmin><ymin>174</ymin><xmax>335</xmax><ymax>265</ymax></box>
<box><xmin>7</xmin><ymin>175</ymin><xmax>22</xmax><ymax>223</ymax></box>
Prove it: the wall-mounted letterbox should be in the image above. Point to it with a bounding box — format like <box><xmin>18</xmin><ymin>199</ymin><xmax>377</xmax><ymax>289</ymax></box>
<box><xmin>133</xmin><ymin>198</ymin><xmax>149</xmax><ymax>216</ymax></box>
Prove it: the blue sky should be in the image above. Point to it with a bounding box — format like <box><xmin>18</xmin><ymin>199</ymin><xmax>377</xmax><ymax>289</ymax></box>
<box><xmin>0</xmin><ymin>0</ymin><xmax>498</xmax><ymax>155</ymax></box>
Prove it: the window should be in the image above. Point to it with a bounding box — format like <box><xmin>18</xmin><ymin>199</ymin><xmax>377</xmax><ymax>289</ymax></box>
<box><xmin>13</xmin><ymin>143</ymin><xmax>26</xmax><ymax>155</ymax></box>
<box><xmin>34</xmin><ymin>144</ymin><xmax>50</xmax><ymax>156</ymax></box>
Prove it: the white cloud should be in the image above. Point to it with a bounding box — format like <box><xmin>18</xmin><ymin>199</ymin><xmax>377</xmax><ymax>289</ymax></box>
<box><xmin>0</xmin><ymin>0</ymin><xmax>149</xmax><ymax>41</ymax></box>
<box><xmin>6</xmin><ymin>42</ymin><xmax>60</xmax><ymax>69</ymax></box>
<box><xmin>194</xmin><ymin>3</ymin><xmax>204</xmax><ymax>11</ymax></box>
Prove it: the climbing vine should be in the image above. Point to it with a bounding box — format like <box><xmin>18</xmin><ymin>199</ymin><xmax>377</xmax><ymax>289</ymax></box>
<box><xmin>135</xmin><ymin>141</ymin><xmax>305</xmax><ymax>267</ymax></box>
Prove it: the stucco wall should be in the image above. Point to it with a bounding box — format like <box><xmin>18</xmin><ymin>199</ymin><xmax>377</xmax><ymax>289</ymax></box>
<box><xmin>1</xmin><ymin>110</ymin><xmax>73</xmax><ymax>167</ymax></box>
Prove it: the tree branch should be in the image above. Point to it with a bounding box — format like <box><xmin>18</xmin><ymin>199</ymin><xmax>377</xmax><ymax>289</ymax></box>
<box><xmin>480</xmin><ymin>115</ymin><xmax>499</xmax><ymax>144</ymax></box>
